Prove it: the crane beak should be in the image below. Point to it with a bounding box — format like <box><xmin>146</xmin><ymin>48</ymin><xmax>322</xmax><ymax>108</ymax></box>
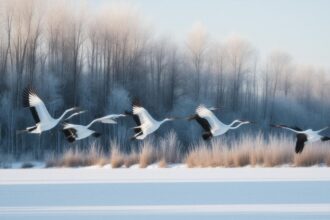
<box><xmin>64</xmin><ymin>110</ymin><xmax>87</xmax><ymax>122</ymax></box>
<box><xmin>210</xmin><ymin>106</ymin><xmax>227</xmax><ymax>111</ymax></box>
<box><xmin>270</xmin><ymin>124</ymin><xmax>280</xmax><ymax>128</ymax></box>
<box><xmin>77</xmin><ymin>110</ymin><xmax>87</xmax><ymax>114</ymax></box>
<box><xmin>16</xmin><ymin>129</ymin><xmax>27</xmax><ymax>135</ymax></box>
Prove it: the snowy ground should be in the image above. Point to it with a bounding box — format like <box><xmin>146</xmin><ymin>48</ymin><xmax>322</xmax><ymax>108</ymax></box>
<box><xmin>1</xmin><ymin>167</ymin><xmax>330</xmax><ymax>219</ymax></box>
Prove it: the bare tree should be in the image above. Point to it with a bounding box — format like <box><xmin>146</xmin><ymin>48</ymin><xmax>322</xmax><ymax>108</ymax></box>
<box><xmin>266</xmin><ymin>51</ymin><xmax>292</xmax><ymax>121</ymax></box>
<box><xmin>225</xmin><ymin>36</ymin><xmax>253</xmax><ymax>111</ymax></box>
<box><xmin>186</xmin><ymin>22</ymin><xmax>208</xmax><ymax>100</ymax></box>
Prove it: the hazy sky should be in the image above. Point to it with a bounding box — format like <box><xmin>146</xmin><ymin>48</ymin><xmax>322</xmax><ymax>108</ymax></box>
<box><xmin>90</xmin><ymin>0</ymin><xmax>330</xmax><ymax>69</ymax></box>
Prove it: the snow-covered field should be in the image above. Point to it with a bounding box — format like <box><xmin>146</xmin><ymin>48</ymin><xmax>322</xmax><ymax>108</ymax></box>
<box><xmin>1</xmin><ymin>167</ymin><xmax>330</xmax><ymax>219</ymax></box>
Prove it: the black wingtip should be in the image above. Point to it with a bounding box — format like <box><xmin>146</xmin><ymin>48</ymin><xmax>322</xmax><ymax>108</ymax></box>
<box><xmin>62</xmin><ymin>128</ymin><xmax>77</xmax><ymax>142</ymax></box>
<box><xmin>67</xmin><ymin>136</ymin><xmax>76</xmax><ymax>143</ymax></box>
<box><xmin>23</xmin><ymin>87</ymin><xmax>31</xmax><ymax>108</ymax></box>
<box><xmin>321</xmin><ymin>136</ymin><xmax>330</xmax><ymax>142</ymax></box>
<box><xmin>202</xmin><ymin>132</ymin><xmax>212</xmax><ymax>140</ymax></box>
<box><xmin>93</xmin><ymin>132</ymin><xmax>101</xmax><ymax>138</ymax></box>
<box><xmin>295</xmin><ymin>133</ymin><xmax>307</xmax><ymax>154</ymax></box>
<box><xmin>295</xmin><ymin>148</ymin><xmax>303</xmax><ymax>154</ymax></box>
<box><xmin>22</xmin><ymin>86</ymin><xmax>37</xmax><ymax>108</ymax></box>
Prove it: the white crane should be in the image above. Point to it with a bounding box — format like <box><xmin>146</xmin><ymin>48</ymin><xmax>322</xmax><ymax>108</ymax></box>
<box><xmin>271</xmin><ymin>124</ymin><xmax>330</xmax><ymax>153</ymax></box>
<box><xmin>125</xmin><ymin>104</ymin><xmax>176</xmax><ymax>140</ymax></box>
<box><xmin>188</xmin><ymin>105</ymin><xmax>253</xmax><ymax>140</ymax></box>
<box><xmin>22</xmin><ymin>87</ymin><xmax>79</xmax><ymax>134</ymax></box>
<box><xmin>62</xmin><ymin>114</ymin><xmax>126</xmax><ymax>142</ymax></box>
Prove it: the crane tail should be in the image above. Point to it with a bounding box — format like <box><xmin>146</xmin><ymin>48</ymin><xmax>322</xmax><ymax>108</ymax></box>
<box><xmin>17</xmin><ymin>126</ymin><xmax>38</xmax><ymax>134</ymax></box>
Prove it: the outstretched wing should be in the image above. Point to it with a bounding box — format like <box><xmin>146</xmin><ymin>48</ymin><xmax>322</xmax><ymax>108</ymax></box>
<box><xmin>87</xmin><ymin>114</ymin><xmax>125</xmax><ymax>128</ymax></box>
<box><xmin>295</xmin><ymin>133</ymin><xmax>307</xmax><ymax>154</ymax></box>
<box><xmin>23</xmin><ymin>87</ymin><xmax>53</xmax><ymax>124</ymax></box>
<box><xmin>188</xmin><ymin>114</ymin><xmax>211</xmax><ymax>132</ymax></box>
<box><xmin>62</xmin><ymin>124</ymin><xmax>77</xmax><ymax>143</ymax></box>
<box><xmin>196</xmin><ymin>105</ymin><xmax>223</xmax><ymax>131</ymax></box>
<box><xmin>125</xmin><ymin>110</ymin><xmax>142</xmax><ymax>134</ymax></box>
<box><xmin>133</xmin><ymin>106</ymin><xmax>155</xmax><ymax>126</ymax></box>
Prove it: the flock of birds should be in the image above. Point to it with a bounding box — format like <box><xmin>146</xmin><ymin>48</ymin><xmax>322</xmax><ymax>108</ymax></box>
<box><xmin>21</xmin><ymin>87</ymin><xmax>330</xmax><ymax>154</ymax></box>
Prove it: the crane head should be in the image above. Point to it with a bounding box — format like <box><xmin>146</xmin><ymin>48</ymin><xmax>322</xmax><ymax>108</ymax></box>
<box><xmin>209</xmin><ymin>107</ymin><xmax>218</xmax><ymax>111</ymax></box>
<box><xmin>64</xmin><ymin>110</ymin><xmax>87</xmax><ymax>123</ymax></box>
<box><xmin>166</xmin><ymin>116</ymin><xmax>179</xmax><ymax>121</ymax></box>
<box><xmin>270</xmin><ymin>124</ymin><xmax>282</xmax><ymax>128</ymax></box>
<box><xmin>238</xmin><ymin>119</ymin><xmax>255</xmax><ymax>124</ymax></box>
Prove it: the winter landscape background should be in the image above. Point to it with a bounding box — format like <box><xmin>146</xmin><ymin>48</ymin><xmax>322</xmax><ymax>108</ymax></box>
<box><xmin>1</xmin><ymin>1</ymin><xmax>330</xmax><ymax>219</ymax></box>
<box><xmin>0</xmin><ymin>0</ymin><xmax>329</xmax><ymax>166</ymax></box>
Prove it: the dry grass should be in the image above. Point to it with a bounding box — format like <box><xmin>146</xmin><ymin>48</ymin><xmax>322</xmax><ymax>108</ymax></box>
<box><xmin>123</xmin><ymin>151</ymin><xmax>139</xmax><ymax>168</ymax></box>
<box><xmin>110</xmin><ymin>146</ymin><xmax>125</xmax><ymax>168</ymax></box>
<box><xmin>46</xmin><ymin>145</ymin><xmax>106</xmax><ymax>168</ymax></box>
<box><xmin>158</xmin><ymin>131</ymin><xmax>182</xmax><ymax>164</ymax></box>
<box><xmin>139</xmin><ymin>139</ymin><xmax>157</xmax><ymax>168</ymax></box>
<box><xmin>158</xmin><ymin>158</ymin><xmax>167</xmax><ymax>168</ymax></box>
<box><xmin>185</xmin><ymin>133</ymin><xmax>330</xmax><ymax>168</ymax></box>
<box><xmin>293</xmin><ymin>143</ymin><xmax>330</xmax><ymax>166</ymax></box>
<box><xmin>45</xmin><ymin>133</ymin><xmax>330</xmax><ymax>168</ymax></box>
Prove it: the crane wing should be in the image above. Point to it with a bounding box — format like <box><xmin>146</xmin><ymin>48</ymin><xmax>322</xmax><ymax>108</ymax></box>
<box><xmin>23</xmin><ymin>87</ymin><xmax>53</xmax><ymax>124</ymax></box>
<box><xmin>125</xmin><ymin>110</ymin><xmax>142</xmax><ymax>135</ymax></box>
<box><xmin>295</xmin><ymin>133</ymin><xmax>307</xmax><ymax>153</ymax></box>
<box><xmin>133</xmin><ymin>106</ymin><xmax>155</xmax><ymax>126</ymax></box>
<box><xmin>62</xmin><ymin>124</ymin><xmax>78</xmax><ymax>143</ymax></box>
<box><xmin>196</xmin><ymin>105</ymin><xmax>222</xmax><ymax>131</ymax></box>
<box><xmin>188</xmin><ymin>114</ymin><xmax>211</xmax><ymax>132</ymax></box>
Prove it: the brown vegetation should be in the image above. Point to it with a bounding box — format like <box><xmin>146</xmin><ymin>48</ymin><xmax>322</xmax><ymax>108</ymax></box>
<box><xmin>45</xmin><ymin>133</ymin><xmax>330</xmax><ymax>168</ymax></box>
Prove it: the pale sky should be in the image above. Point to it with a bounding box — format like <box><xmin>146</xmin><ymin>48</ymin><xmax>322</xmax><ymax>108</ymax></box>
<box><xmin>89</xmin><ymin>0</ymin><xmax>330</xmax><ymax>69</ymax></box>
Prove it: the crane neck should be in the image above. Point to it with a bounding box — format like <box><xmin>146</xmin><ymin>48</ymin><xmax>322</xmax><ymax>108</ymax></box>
<box><xmin>57</xmin><ymin>108</ymin><xmax>76</xmax><ymax>122</ymax></box>
<box><xmin>160</xmin><ymin>118</ymin><xmax>171</xmax><ymax>125</ymax></box>
<box><xmin>228</xmin><ymin>120</ymin><xmax>241</xmax><ymax>127</ymax></box>
<box><xmin>229</xmin><ymin>120</ymin><xmax>249</xmax><ymax>129</ymax></box>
